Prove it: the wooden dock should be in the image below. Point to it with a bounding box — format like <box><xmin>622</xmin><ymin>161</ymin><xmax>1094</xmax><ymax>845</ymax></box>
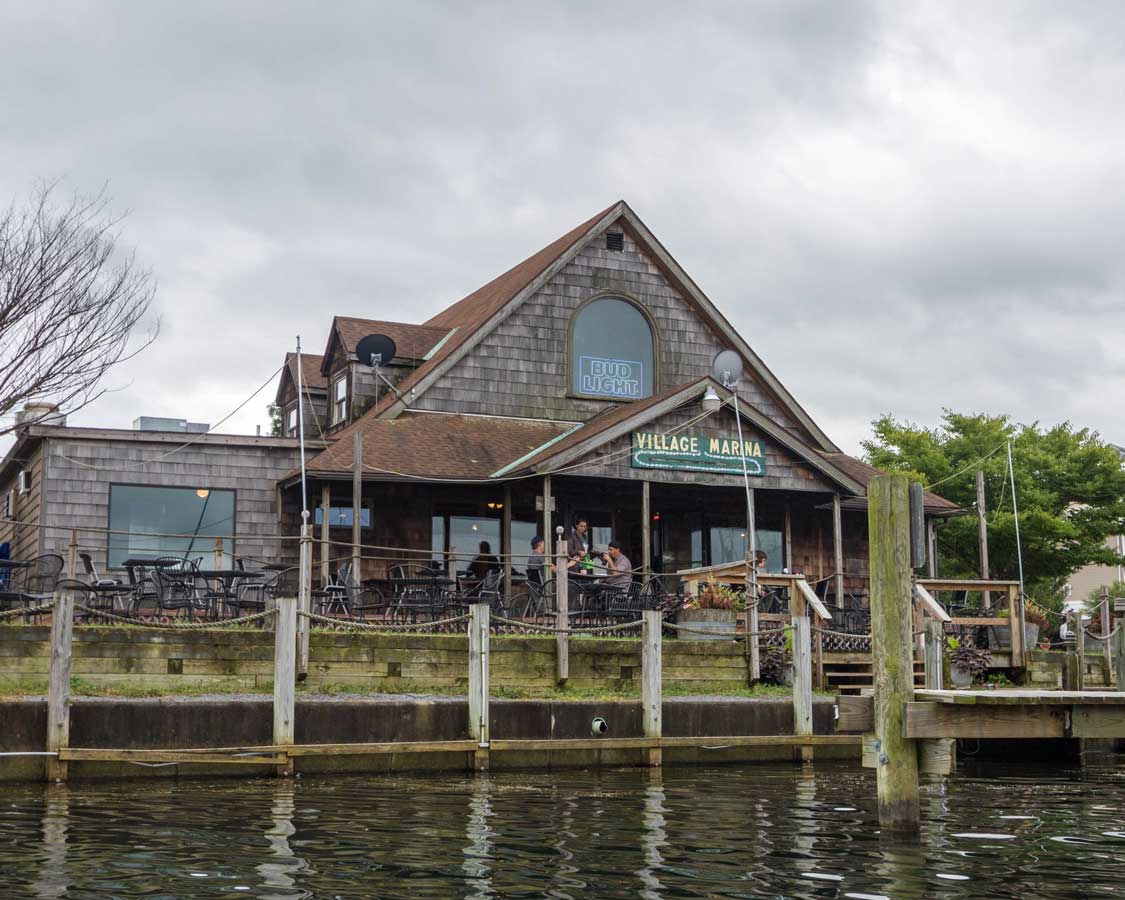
<box><xmin>840</xmin><ymin>689</ymin><xmax>1125</xmax><ymax>740</ymax></box>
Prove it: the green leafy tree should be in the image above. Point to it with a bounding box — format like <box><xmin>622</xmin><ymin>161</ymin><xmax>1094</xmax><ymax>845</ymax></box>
<box><xmin>863</xmin><ymin>411</ymin><xmax>1125</xmax><ymax>610</ymax></box>
<box><xmin>267</xmin><ymin>402</ymin><xmax>283</xmax><ymax>437</ymax></box>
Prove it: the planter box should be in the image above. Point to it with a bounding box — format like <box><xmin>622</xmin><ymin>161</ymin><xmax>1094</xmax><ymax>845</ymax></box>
<box><xmin>986</xmin><ymin>623</ymin><xmax>1040</xmax><ymax>652</ymax></box>
<box><xmin>676</xmin><ymin>608</ymin><xmax>737</xmax><ymax>641</ymax></box>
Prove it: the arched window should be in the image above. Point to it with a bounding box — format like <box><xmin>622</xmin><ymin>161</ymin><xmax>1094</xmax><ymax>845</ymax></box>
<box><xmin>570</xmin><ymin>297</ymin><xmax>655</xmax><ymax>400</ymax></box>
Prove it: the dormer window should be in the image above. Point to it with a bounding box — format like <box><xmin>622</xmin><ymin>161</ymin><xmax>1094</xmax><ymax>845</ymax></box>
<box><xmin>570</xmin><ymin>296</ymin><xmax>655</xmax><ymax>400</ymax></box>
<box><xmin>285</xmin><ymin>405</ymin><xmax>299</xmax><ymax>438</ymax></box>
<box><xmin>331</xmin><ymin>374</ymin><xmax>348</xmax><ymax>425</ymax></box>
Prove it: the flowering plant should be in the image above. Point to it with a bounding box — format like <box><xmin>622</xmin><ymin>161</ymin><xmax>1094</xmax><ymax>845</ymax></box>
<box><xmin>683</xmin><ymin>576</ymin><xmax>744</xmax><ymax>611</ymax></box>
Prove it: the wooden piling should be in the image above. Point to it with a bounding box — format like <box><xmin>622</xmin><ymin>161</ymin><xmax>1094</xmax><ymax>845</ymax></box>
<box><xmin>924</xmin><ymin>618</ymin><xmax>944</xmax><ymax>690</ymax></box>
<box><xmin>1076</xmin><ymin>613</ymin><xmax>1086</xmax><ymax>692</ymax></box>
<box><xmin>642</xmin><ymin>608</ymin><xmax>662</xmax><ymax>767</ymax></box>
<box><xmin>792</xmin><ymin>615</ymin><xmax>813</xmax><ymax>761</ymax></box>
<box><xmin>319</xmin><ymin>484</ymin><xmax>331</xmax><ymax>585</ymax></box>
<box><xmin>468</xmin><ymin>602</ymin><xmax>490</xmax><ymax>770</ymax></box>
<box><xmin>46</xmin><ymin>590</ymin><xmax>75</xmax><ymax>782</ymax></box>
<box><xmin>273</xmin><ymin>595</ymin><xmax>296</xmax><ymax>776</ymax></box>
<box><xmin>868</xmin><ymin>474</ymin><xmax>920</xmax><ymax>831</ymax></box>
<box><xmin>555</xmin><ymin>527</ymin><xmax>569</xmax><ymax>686</ymax></box>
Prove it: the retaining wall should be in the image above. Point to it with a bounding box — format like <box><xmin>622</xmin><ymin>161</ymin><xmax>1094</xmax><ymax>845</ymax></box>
<box><xmin>1026</xmin><ymin>649</ymin><xmax>1115</xmax><ymax>689</ymax></box>
<box><xmin>0</xmin><ymin>625</ymin><xmax>751</xmax><ymax>694</ymax></box>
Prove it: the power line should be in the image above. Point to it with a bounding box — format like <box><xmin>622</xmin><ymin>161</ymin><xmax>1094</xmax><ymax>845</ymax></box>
<box><xmin>923</xmin><ymin>444</ymin><xmax>1006</xmax><ymax>491</ymax></box>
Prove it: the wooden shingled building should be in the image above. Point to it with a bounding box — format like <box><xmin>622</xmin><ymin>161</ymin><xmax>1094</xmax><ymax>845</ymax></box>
<box><xmin>276</xmin><ymin>200</ymin><xmax>961</xmax><ymax>597</ymax></box>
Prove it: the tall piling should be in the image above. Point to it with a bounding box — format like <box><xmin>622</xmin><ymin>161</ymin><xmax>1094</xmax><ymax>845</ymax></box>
<box><xmin>868</xmin><ymin>474</ymin><xmax>920</xmax><ymax>832</ymax></box>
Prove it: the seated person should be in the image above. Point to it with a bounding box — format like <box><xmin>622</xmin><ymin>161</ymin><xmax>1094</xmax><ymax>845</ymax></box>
<box><xmin>602</xmin><ymin>540</ymin><xmax>633</xmax><ymax>589</ymax></box>
<box><xmin>467</xmin><ymin>541</ymin><xmax>500</xmax><ymax>582</ymax></box>
<box><xmin>525</xmin><ymin>535</ymin><xmax>555</xmax><ymax>586</ymax></box>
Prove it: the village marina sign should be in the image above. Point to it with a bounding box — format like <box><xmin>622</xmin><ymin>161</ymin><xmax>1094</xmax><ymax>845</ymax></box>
<box><xmin>630</xmin><ymin>431</ymin><xmax>767</xmax><ymax>475</ymax></box>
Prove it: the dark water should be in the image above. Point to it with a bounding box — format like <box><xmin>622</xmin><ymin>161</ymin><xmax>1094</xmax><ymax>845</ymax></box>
<box><xmin>2</xmin><ymin>763</ymin><xmax>1125</xmax><ymax>899</ymax></box>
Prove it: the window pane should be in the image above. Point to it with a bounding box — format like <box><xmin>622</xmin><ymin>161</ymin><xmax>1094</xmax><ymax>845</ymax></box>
<box><xmin>449</xmin><ymin>516</ymin><xmax>500</xmax><ymax>571</ymax></box>
<box><xmin>571</xmin><ymin>297</ymin><xmax>654</xmax><ymax>399</ymax></box>
<box><xmin>108</xmin><ymin>485</ymin><xmax>235</xmax><ymax>568</ymax></box>
<box><xmin>511</xmin><ymin>519</ymin><xmax>537</xmax><ymax>571</ymax></box>
<box><xmin>313</xmin><ymin>506</ymin><xmax>371</xmax><ymax>527</ymax></box>
<box><xmin>432</xmin><ymin>515</ymin><xmax>446</xmax><ymax>566</ymax></box>
<box><xmin>708</xmin><ymin>526</ymin><xmax>785</xmax><ymax>571</ymax></box>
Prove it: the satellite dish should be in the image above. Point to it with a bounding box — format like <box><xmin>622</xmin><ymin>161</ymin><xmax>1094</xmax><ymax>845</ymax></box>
<box><xmin>711</xmin><ymin>350</ymin><xmax>744</xmax><ymax>389</ymax></box>
<box><xmin>356</xmin><ymin>334</ymin><xmax>397</xmax><ymax>368</ymax></box>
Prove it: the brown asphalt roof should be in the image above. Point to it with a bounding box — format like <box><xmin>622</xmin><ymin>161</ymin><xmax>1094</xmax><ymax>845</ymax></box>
<box><xmin>818</xmin><ymin>452</ymin><xmax>961</xmax><ymax>510</ymax></box>
<box><xmin>306</xmin><ymin>412</ymin><xmax>573</xmax><ymax>480</ymax></box>
<box><xmin>282</xmin><ymin>352</ymin><xmax>327</xmax><ymax>394</ymax></box>
<box><xmin>365</xmin><ymin>203</ymin><xmax>619</xmax><ymax>417</ymax></box>
<box><xmin>331</xmin><ymin>317</ymin><xmax>450</xmax><ymax>362</ymax></box>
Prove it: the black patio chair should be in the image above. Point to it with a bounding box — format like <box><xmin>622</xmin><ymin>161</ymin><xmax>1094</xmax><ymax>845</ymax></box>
<box><xmin>151</xmin><ymin>565</ymin><xmax>208</xmax><ymax>621</ymax></box>
<box><xmin>604</xmin><ymin>580</ymin><xmax>644</xmax><ymax>621</ymax></box>
<box><xmin>0</xmin><ymin>553</ymin><xmax>64</xmax><ymax>622</ymax></box>
<box><xmin>520</xmin><ymin>577</ymin><xmax>556</xmax><ymax>618</ymax></box>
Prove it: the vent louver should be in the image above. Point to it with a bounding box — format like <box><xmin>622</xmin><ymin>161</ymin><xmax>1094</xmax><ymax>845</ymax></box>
<box><xmin>605</xmin><ymin>232</ymin><xmax>624</xmax><ymax>252</ymax></box>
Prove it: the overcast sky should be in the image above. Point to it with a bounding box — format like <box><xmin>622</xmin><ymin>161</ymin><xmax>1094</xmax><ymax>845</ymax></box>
<box><xmin>2</xmin><ymin>1</ymin><xmax>1123</xmax><ymax>456</ymax></box>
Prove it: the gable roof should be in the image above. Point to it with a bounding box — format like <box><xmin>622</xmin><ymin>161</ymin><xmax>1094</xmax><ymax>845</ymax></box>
<box><xmin>303</xmin><ymin>412</ymin><xmax>572</xmax><ymax>481</ymax></box>
<box><xmin>368</xmin><ymin>200</ymin><xmax>839</xmax><ymax>454</ymax></box>
<box><xmin>321</xmin><ymin>316</ymin><xmax>451</xmax><ymax>375</ymax></box>
<box><xmin>505</xmin><ymin>377</ymin><xmax>866</xmax><ymax>495</ymax></box>
<box><xmin>275</xmin><ymin>352</ymin><xmax>326</xmax><ymax>405</ymax></box>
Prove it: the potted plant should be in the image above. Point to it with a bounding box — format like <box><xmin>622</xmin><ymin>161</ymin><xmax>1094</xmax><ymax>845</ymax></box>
<box><xmin>986</xmin><ymin>603</ymin><xmax>1044</xmax><ymax>652</ymax></box>
<box><xmin>947</xmin><ymin>637</ymin><xmax>992</xmax><ymax>688</ymax></box>
<box><xmin>677</xmin><ymin>576</ymin><xmax>742</xmax><ymax>641</ymax></box>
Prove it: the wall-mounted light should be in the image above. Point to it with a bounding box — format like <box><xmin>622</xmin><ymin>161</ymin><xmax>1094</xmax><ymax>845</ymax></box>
<box><xmin>702</xmin><ymin>386</ymin><xmax>721</xmax><ymax>414</ymax></box>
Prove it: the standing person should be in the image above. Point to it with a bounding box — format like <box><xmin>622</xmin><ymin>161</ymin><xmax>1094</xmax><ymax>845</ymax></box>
<box><xmin>566</xmin><ymin>518</ymin><xmax>590</xmax><ymax>571</ymax></box>
<box><xmin>602</xmin><ymin>540</ymin><xmax>633</xmax><ymax>588</ymax></box>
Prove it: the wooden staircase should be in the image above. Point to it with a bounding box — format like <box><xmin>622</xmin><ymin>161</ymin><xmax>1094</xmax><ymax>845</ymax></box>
<box><xmin>824</xmin><ymin>656</ymin><xmax>926</xmax><ymax>696</ymax></box>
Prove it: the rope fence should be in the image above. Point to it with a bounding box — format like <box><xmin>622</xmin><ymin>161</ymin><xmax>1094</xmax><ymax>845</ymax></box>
<box><xmin>490</xmin><ymin>613</ymin><xmax>645</xmax><ymax>636</ymax></box>
<box><xmin>300</xmin><ymin>610</ymin><xmax>471</xmax><ymax>633</ymax></box>
<box><xmin>74</xmin><ymin>606</ymin><xmax>277</xmax><ymax>630</ymax></box>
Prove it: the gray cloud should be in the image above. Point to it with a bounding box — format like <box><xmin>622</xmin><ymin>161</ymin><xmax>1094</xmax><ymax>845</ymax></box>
<box><xmin>1</xmin><ymin>1</ymin><xmax>1123</xmax><ymax>455</ymax></box>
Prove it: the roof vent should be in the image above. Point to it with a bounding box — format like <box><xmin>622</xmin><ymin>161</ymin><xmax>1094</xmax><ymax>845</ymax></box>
<box><xmin>605</xmin><ymin>232</ymin><xmax>624</xmax><ymax>252</ymax></box>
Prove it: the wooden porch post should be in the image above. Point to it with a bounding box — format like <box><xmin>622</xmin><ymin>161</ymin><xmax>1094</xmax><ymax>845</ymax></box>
<box><xmin>502</xmin><ymin>484</ymin><xmax>512</xmax><ymax>601</ymax></box>
<box><xmin>926</xmin><ymin>520</ymin><xmax>937</xmax><ymax>578</ymax></box>
<box><xmin>555</xmin><ymin>526</ymin><xmax>569</xmax><ymax>686</ymax></box>
<box><xmin>319</xmin><ymin>484</ymin><xmax>331</xmax><ymax>586</ymax></box>
<box><xmin>351</xmin><ymin>432</ymin><xmax>363</xmax><ymax>582</ymax></box>
<box><xmin>832</xmin><ymin>493</ymin><xmax>845</xmax><ymax>608</ymax></box>
<box><xmin>641</xmin><ymin>480</ymin><xmax>651</xmax><ymax>585</ymax></box>
<box><xmin>542</xmin><ymin>475</ymin><xmax>552</xmax><ymax>541</ymax></box>
<box><xmin>783</xmin><ymin>501</ymin><xmax>792</xmax><ymax>571</ymax></box>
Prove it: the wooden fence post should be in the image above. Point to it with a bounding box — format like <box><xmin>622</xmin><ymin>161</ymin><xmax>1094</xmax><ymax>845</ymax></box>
<box><xmin>1114</xmin><ymin>625</ymin><xmax>1125</xmax><ymax>692</ymax></box>
<box><xmin>924</xmin><ymin>618</ymin><xmax>944</xmax><ymax>690</ymax></box>
<box><xmin>868</xmin><ymin>474</ymin><xmax>920</xmax><ymax>832</ymax></box>
<box><xmin>642</xmin><ymin>608</ymin><xmax>662</xmax><ymax>767</ymax></box>
<box><xmin>1076</xmin><ymin>612</ymin><xmax>1086</xmax><ymax>691</ymax></box>
<box><xmin>747</xmin><ymin>593</ymin><xmax>760</xmax><ymax>683</ymax></box>
<box><xmin>297</xmin><ymin>515</ymin><xmax>312</xmax><ymax>679</ymax></box>
<box><xmin>792</xmin><ymin>615</ymin><xmax>813</xmax><ymax>761</ymax></box>
<box><xmin>555</xmin><ymin>527</ymin><xmax>569</xmax><ymax>686</ymax></box>
<box><xmin>468</xmin><ymin>602</ymin><xmax>490</xmax><ymax>769</ymax></box>
<box><xmin>273</xmin><ymin>595</ymin><xmax>296</xmax><ymax>777</ymax></box>
<box><xmin>46</xmin><ymin>590</ymin><xmax>75</xmax><ymax>782</ymax></box>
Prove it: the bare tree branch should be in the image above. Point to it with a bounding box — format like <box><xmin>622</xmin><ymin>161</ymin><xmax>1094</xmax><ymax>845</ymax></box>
<box><xmin>0</xmin><ymin>182</ymin><xmax>159</xmax><ymax>435</ymax></box>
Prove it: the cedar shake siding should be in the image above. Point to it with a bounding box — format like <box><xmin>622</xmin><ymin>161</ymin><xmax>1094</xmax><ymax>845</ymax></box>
<box><xmin>20</xmin><ymin>428</ymin><xmax>316</xmax><ymax>573</ymax></box>
<box><xmin>410</xmin><ymin>229</ymin><xmax>807</xmax><ymax>436</ymax></box>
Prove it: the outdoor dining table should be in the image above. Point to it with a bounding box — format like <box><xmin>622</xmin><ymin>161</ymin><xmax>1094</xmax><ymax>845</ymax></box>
<box><xmin>191</xmin><ymin>569</ymin><xmax>264</xmax><ymax>618</ymax></box>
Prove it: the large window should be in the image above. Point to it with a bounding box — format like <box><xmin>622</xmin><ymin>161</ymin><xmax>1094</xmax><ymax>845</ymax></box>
<box><xmin>570</xmin><ymin>297</ymin><xmax>655</xmax><ymax>400</ymax></box>
<box><xmin>108</xmin><ymin>485</ymin><xmax>235</xmax><ymax>568</ymax></box>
